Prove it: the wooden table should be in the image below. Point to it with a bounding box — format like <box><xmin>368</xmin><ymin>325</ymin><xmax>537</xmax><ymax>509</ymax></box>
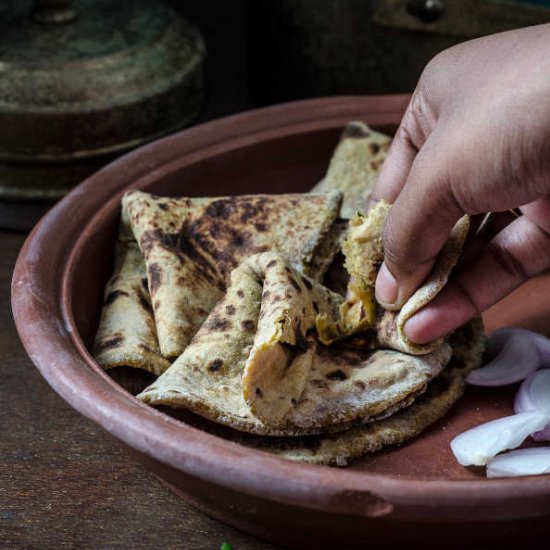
<box><xmin>0</xmin><ymin>230</ymin><xmax>281</xmax><ymax>550</ymax></box>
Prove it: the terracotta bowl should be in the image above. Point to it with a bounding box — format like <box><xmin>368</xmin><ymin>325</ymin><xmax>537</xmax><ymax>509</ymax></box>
<box><xmin>12</xmin><ymin>96</ymin><xmax>550</xmax><ymax>548</ymax></box>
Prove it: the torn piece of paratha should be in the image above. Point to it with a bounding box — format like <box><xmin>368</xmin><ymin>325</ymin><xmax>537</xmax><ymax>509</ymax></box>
<box><xmin>241</xmin><ymin>317</ymin><xmax>485</xmax><ymax>466</ymax></box>
<box><xmin>316</xmin><ymin>201</ymin><xmax>390</xmax><ymax>342</ymax></box>
<box><xmin>307</xmin><ymin>219</ymin><xmax>348</xmax><ymax>281</ymax></box>
<box><xmin>93</xmin><ymin>211</ymin><xmax>170</xmax><ymax>376</ymax></box>
<box><xmin>240</xmin><ymin>254</ymin><xmax>343</xmax><ymax>425</ymax></box>
<box><xmin>138</xmin><ymin>252</ymin><xmax>451</xmax><ymax>435</ymax></box>
<box><xmin>310</xmin><ymin>122</ymin><xmax>391</xmax><ymax>218</ymax></box>
<box><xmin>317</xmin><ymin>200</ymin><xmax>470</xmax><ymax>355</ymax></box>
<box><xmin>124</xmin><ymin>190</ymin><xmax>342</xmax><ymax>359</ymax></box>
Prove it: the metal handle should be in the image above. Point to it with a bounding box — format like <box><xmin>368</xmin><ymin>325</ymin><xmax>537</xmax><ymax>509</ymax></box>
<box><xmin>32</xmin><ymin>0</ymin><xmax>77</xmax><ymax>25</ymax></box>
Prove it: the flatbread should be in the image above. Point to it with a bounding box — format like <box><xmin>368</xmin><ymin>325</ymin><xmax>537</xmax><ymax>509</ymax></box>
<box><xmin>244</xmin><ymin>317</ymin><xmax>486</xmax><ymax>466</ymax></box>
<box><xmin>124</xmin><ymin>190</ymin><xmax>342</xmax><ymax>359</ymax></box>
<box><xmin>93</xmin><ymin>212</ymin><xmax>170</xmax><ymax>376</ymax></box>
<box><xmin>316</xmin><ymin>201</ymin><xmax>390</xmax><ymax>342</ymax></box>
<box><xmin>310</xmin><ymin>122</ymin><xmax>391</xmax><ymax>218</ymax></box>
<box><xmin>318</xmin><ymin>200</ymin><xmax>470</xmax><ymax>355</ymax></box>
<box><xmin>138</xmin><ymin>252</ymin><xmax>451</xmax><ymax>436</ymax></box>
<box><xmin>257</xmin><ymin>359</ymin><xmax>467</xmax><ymax>465</ymax></box>
<box><xmin>241</xmin><ymin>255</ymin><xmax>343</xmax><ymax>425</ymax></box>
<box><xmin>307</xmin><ymin>219</ymin><xmax>348</xmax><ymax>281</ymax></box>
<box><xmin>157</xmin><ymin>318</ymin><xmax>485</xmax><ymax>466</ymax></box>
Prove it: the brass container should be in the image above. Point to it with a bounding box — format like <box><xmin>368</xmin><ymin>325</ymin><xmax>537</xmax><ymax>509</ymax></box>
<box><xmin>0</xmin><ymin>0</ymin><xmax>205</xmax><ymax>226</ymax></box>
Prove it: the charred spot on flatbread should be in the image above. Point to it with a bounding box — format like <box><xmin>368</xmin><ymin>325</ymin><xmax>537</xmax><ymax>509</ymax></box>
<box><xmin>147</xmin><ymin>262</ymin><xmax>163</xmax><ymax>294</ymax></box>
<box><xmin>105</xmin><ymin>290</ymin><xmax>129</xmax><ymax>305</ymax></box>
<box><xmin>95</xmin><ymin>334</ymin><xmax>125</xmax><ymax>351</ymax></box>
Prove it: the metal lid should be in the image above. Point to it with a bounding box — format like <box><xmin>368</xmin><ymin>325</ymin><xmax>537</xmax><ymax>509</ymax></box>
<box><xmin>0</xmin><ymin>0</ymin><xmax>205</xmax><ymax>200</ymax></box>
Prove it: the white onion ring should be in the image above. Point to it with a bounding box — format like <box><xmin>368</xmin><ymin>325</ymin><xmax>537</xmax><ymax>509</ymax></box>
<box><xmin>466</xmin><ymin>332</ymin><xmax>540</xmax><ymax>386</ymax></box>
<box><xmin>450</xmin><ymin>412</ymin><xmax>550</xmax><ymax>466</ymax></box>
<box><xmin>514</xmin><ymin>369</ymin><xmax>550</xmax><ymax>441</ymax></box>
<box><xmin>453</xmin><ymin>328</ymin><xmax>550</xmax><ymax>475</ymax></box>
<box><xmin>487</xmin><ymin>448</ymin><xmax>550</xmax><ymax>478</ymax></box>
<box><xmin>486</xmin><ymin>328</ymin><xmax>550</xmax><ymax>366</ymax></box>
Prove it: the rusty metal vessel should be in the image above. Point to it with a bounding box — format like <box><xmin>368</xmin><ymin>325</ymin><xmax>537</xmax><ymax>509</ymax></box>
<box><xmin>0</xmin><ymin>0</ymin><xmax>204</xmax><ymax>229</ymax></box>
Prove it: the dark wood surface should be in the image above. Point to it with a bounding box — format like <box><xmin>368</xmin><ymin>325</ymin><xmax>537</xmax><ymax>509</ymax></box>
<box><xmin>0</xmin><ymin>230</ymin><xmax>281</xmax><ymax>550</ymax></box>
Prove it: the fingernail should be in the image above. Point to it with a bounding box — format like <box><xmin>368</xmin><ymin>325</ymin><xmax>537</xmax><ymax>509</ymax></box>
<box><xmin>375</xmin><ymin>262</ymin><xmax>398</xmax><ymax>307</ymax></box>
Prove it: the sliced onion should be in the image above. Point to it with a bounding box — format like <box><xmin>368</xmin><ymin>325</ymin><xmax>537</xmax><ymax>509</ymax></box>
<box><xmin>487</xmin><ymin>328</ymin><xmax>550</xmax><ymax>367</ymax></box>
<box><xmin>515</xmin><ymin>370</ymin><xmax>550</xmax><ymax>413</ymax></box>
<box><xmin>466</xmin><ymin>332</ymin><xmax>540</xmax><ymax>386</ymax></box>
<box><xmin>485</xmin><ymin>327</ymin><xmax>517</xmax><ymax>356</ymax></box>
<box><xmin>487</xmin><ymin>448</ymin><xmax>550</xmax><ymax>478</ymax></box>
<box><xmin>450</xmin><ymin>412</ymin><xmax>550</xmax><ymax>466</ymax></box>
<box><xmin>514</xmin><ymin>370</ymin><xmax>550</xmax><ymax>441</ymax></box>
<box><xmin>487</xmin><ymin>327</ymin><xmax>545</xmax><ymax>354</ymax></box>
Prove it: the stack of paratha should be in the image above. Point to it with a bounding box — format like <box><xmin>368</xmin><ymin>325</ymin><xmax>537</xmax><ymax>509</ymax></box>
<box><xmin>94</xmin><ymin>122</ymin><xmax>485</xmax><ymax>466</ymax></box>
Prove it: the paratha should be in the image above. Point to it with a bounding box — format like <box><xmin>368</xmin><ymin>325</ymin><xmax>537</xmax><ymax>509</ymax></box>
<box><xmin>138</xmin><ymin>252</ymin><xmax>451</xmax><ymax>436</ymax></box>
<box><xmin>124</xmin><ymin>190</ymin><xmax>342</xmax><ymax>359</ymax></box>
<box><xmin>310</xmin><ymin>121</ymin><xmax>391</xmax><ymax>218</ymax></box>
<box><xmin>233</xmin><ymin>318</ymin><xmax>485</xmax><ymax>466</ymax></box>
<box><xmin>318</xmin><ymin>200</ymin><xmax>470</xmax><ymax>355</ymax></box>
<box><xmin>307</xmin><ymin>219</ymin><xmax>348</xmax><ymax>281</ymax></box>
<box><xmin>93</xmin><ymin>210</ymin><xmax>169</xmax><ymax>375</ymax></box>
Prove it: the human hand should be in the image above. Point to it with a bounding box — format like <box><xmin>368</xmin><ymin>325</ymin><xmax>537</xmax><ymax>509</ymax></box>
<box><xmin>371</xmin><ymin>24</ymin><xmax>550</xmax><ymax>344</ymax></box>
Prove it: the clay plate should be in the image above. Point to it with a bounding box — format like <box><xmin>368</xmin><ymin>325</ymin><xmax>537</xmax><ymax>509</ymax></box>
<box><xmin>12</xmin><ymin>96</ymin><xmax>550</xmax><ymax>548</ymax></box>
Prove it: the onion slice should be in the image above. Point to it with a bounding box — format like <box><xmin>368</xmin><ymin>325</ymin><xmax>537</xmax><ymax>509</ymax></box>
<box><xmin>466</xmin><ymin>332</ymin><xmax>540</xmax><ymax>386</ymax></box>
<box><xmin>514</xmin><ymin>370</ymin><xmax>550</xmax><ymax>441</ymax></box>
<box><xmin>487</xmin><ymin>448</ymin><xmax>550</xmax><ymax>478</ymax></box>
<box><xmin>486</xmin><ymin>328</ymin><xmax>550</xmax><ymax>367</ymax></box>
<box><xmin>450</xmin><ymin>412</ymin><xmax>550</xmax><ymax>466</ymax></box>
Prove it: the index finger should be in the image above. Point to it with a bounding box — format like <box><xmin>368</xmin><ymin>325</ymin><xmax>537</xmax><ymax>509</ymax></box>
<box><xmin>369</xmin><ymin>91</ymin><xmax>432</xmax><ymax>207</ymax></box>
<box><xmin>369</xmin><ymin>123</ymin><xmax>419</xmax><ymax>206</ymax></box>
